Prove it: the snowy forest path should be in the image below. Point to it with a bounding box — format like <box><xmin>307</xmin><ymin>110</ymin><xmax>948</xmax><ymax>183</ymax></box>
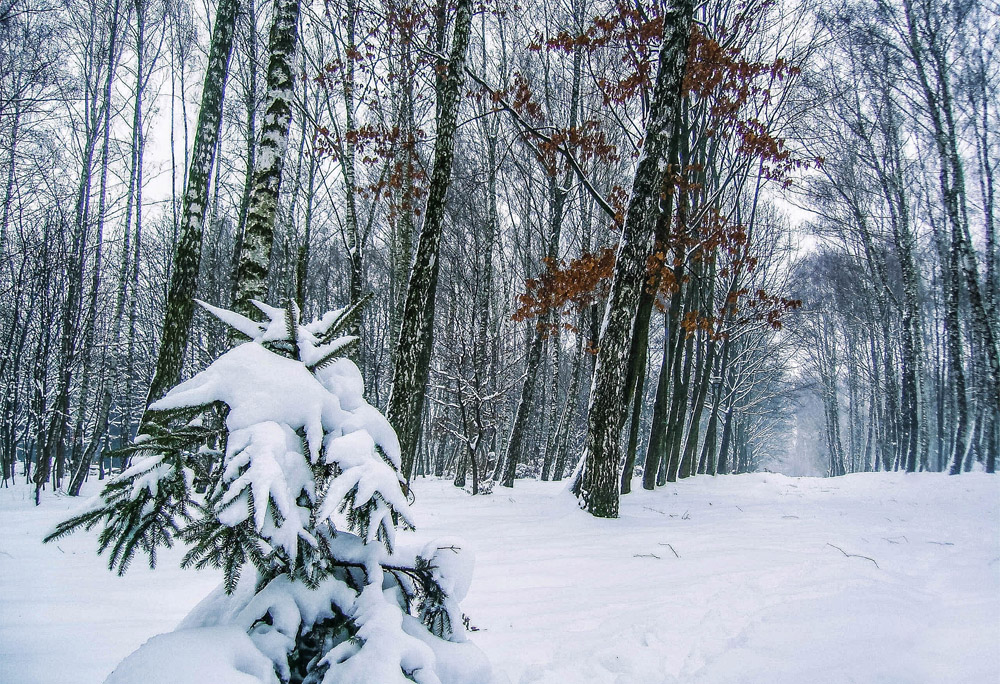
<box><xmin>0</xmin><ymin>473</ymin><xmax>997</xmax><ymax>683</ymax></box>
<box><xmin>410</xmin><ymin>474</ymin><xmax>999</xmax><ymax>684</ymax></box>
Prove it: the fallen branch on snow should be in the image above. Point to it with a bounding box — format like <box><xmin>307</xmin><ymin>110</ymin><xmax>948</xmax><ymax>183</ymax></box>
<box><xmin>657</xmin><ymin>543</ymin><xmax>681</xmax><ymax>558</ymax></box>
<box><xmin>827</xmin><ymin>543</ymin><xmax>879</xmax><ymax>569</ymax></box>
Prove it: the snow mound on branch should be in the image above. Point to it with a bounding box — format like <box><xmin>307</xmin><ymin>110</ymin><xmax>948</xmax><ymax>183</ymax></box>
<box><xmin>149</xmin><ymin>340</ymin><xmax>409</xmax><ymax>558</ymax></box>
<box><xmin>402</xmin><ymin>615</ymin><xmax>493</xmax><ymax>684</ymax></box>
<box><xmin>151</xmin><ymin>343</ymin><xmax>332</xmax><ymax>463</ymax></box>
<box><xmin>420</xmin><ymin>539</ymin><xmax>475</xmax><ymax>603</ymax></box>
<box><xmin>317</xmin><ymin>358</ymin><xmax>401</xmax><ymax>467</ymax></box>
<box><xmin>320</xmin><ymin>583</ymin><xmax>441</xmax><ymax>684</ymax></box>
<box><xmin>217</xmin><ymin>421</ymin><xmax>317</xmax><ymax>555</ymax></box>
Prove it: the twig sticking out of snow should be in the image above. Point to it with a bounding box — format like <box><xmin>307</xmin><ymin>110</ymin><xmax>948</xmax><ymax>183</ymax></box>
<box><xmin>658</xmin><ymin>543</ymin><xmax>680</xmax><ymax>558</ymax></box>
<box><xmin>826</xmin><ymin>543</ymin><xmax>879</xmax><ymax>569</ymax></box>
<box><xmin>634</xmin><ymin>553</ymin><xmax>661</xmax><ymax>559</ymax></box>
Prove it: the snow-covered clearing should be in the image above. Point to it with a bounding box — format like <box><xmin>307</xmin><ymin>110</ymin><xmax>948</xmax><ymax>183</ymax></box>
<box><xmin>2</xmin><ymin>472</ymin><xmax>998</xmax><ymax>683</ymax></box>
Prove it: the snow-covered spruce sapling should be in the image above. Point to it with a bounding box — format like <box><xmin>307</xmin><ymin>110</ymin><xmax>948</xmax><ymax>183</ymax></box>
<box><xmin>46</xmin><ymin>300</ymin><xmax>489</xmax><ymax>684</ymax></box>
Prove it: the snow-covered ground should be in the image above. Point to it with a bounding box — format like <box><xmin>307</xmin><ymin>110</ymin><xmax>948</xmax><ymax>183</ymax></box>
<box><xmin>2</xmin><ymin>472</ymin><xmax>998</xmax><ymax>683</ymax></box>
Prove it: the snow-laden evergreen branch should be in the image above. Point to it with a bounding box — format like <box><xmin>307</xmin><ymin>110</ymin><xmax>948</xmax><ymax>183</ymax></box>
<box><xmin>47</xmin><ymin>300</ymin><xmax>489</xmax><ymax>684</ymax></box>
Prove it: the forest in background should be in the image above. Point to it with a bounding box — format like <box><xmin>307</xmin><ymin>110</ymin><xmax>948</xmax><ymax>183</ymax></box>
<box><xmin>1</xmin><ymin>0</ymin><xmax>997</xmax><ymax>511</ymax></box>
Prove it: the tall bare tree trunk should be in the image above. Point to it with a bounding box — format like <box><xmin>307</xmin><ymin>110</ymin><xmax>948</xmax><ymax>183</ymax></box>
<box><xmin>902</xmin><ymin>0</ymin><xmax>1000</xmax><ymax>425</ymax></box>
<box><xmin>143</xmin><ymin>0</ymin><xmax>239</xmax><ymax>407</ymax></box>
<box><xmin>341</xmin><ymin>0</ymin><xmax>362</xmax><ymax>342</ymax></box>
<box><xmin>578</xmin><ymin>0</ymin><xmax>694</xmax><ymax>518</ymax></box>
<box><xmin>387</xmin><ymin>0</ymin><xmax>474</xmax><ymax>482</ymax></box>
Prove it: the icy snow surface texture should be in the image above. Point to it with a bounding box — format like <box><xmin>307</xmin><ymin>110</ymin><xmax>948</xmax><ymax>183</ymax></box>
<box><xmin>104</xmin><ymin>627</ymin><xmax>281</xmax><ymax>684</ymax></box>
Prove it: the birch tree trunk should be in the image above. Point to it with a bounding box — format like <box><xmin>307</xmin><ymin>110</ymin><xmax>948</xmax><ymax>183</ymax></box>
<box><xmin>389</xmin><ymin>15</ymin><xmax>418</xmax><ymax>357</ymax></box>
<box><xmin>341</xmin><ymin>0</ymin><xmax>362</xmax><ymax>340</ymax></box>
<box><xmin>230</xmin><ymin>0</ymin><xmax>259</xmax><ymax>309</ymax></box>
<box><xmin>233</xmin><ymin>0</ymin><xmax>303</xmax><ymax>319</ymax></box>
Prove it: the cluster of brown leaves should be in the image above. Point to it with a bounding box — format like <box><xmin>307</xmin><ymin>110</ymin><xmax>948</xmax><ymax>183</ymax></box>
<box><xmin>683</xmin><ymin>25</ymin><xmax>814</xmax><ymax>185</ymax></box>
<box><xmin>466</xmin><ymin>65</ymin><xmax>625</xmax><ymax>194</ymax></box>
<box><xmin>529</xmin><ymin>1</ymin><xmax>663</xmax><ymax>105</ymax></box>
<box><xmin>734</xmin><ymin>119</ymin><xmax>805</xmax><ymax>187</ymax></box>
<box><xmin>536</xmin><ymin>120</ymin><xmax>621</xmax><ymax>175</ymax></box>
<box><xmin>311</xmin><ymin>121</ymin><xmax>428</xmax><ymax>218</ymax></box>
<box><xmin>514</xmin><ymin>248</ymin><xmax>616</xmax><ymax>323</ymax></box>
<box><xmin>508</xmin><ymin>73</ymin><xmax>546</xmax><ymax>123</ymax></box>
<box><xmin>606</xmin><ymin>185</ymin><xmax>629</xmax><ymax>226</ymax></box>
<box><xmin>516</xmin><ymin>202</ymin><xmax>800</xmax><ymax>339</ymax></box>
<box><xmin>698</xmin><ymin>206</ymin><xmax>749</xmax><ymax>259</ymax></box>
<box><xmin>681</xmin><ymin>309</ymin><xmax>718</xmax><ymax>337</ymax></box>
<box><xmin>676</xmin><ymin>288</ymin><xmax>802</xmax><ymax>342</ymax></box>
<box><xmin>725</xmin><ymin>288</ymin><xmax>802</xmax><ymax>331</ymax></box>
<box><xmin>683</xmin><ymin>26</ymin><xmax>793</xmax><ymax>110</ymax></box>
<box><xmin>675</xmin><ymin>291</ymin><xmax>802</xmax><ymax>341</ymax></box>
<box><xmin>531</xmin><ymin>1</ymin><xmax>662</xmax><ymax>55</ymax></box>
